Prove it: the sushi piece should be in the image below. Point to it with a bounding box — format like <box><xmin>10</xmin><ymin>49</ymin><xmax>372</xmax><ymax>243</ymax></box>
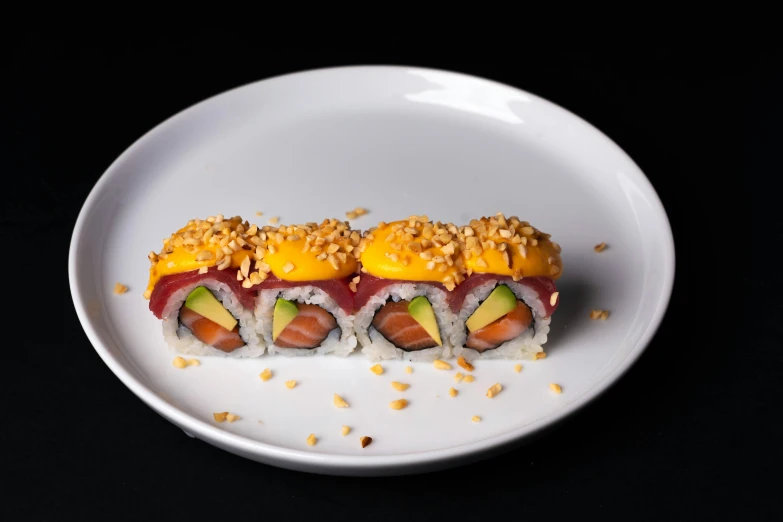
<box><xmin>253</xmin><ymin>218</ymin><xmax>360</xmax><ymax>356</ymax></box>
<box><xmin>448</xmin><ymin>213</ymin><xmax>562</xmax><ymax>360</ymax></box>
<box><xmin>145</xmin><ymin>215</ymin><xmax>265</xmax><ymax>357</ymax></box>
<box><xmin>354</xmin><ymin>216</ymin><xmax>465</xmax><ymax>362</ymax></box>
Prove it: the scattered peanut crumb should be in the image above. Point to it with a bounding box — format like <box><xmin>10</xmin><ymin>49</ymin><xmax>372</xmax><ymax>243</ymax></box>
<box><xmin>260</xmin><ymin>368</ymin><xmax>272</xmax><ymax>381</ymax></box>
<box><xmin>341</xmin><ymin>425</ymin><xmax>351</xmax><ymax>436</ymax></box>
<box><xmin>226</xmin><ymin>413</ymin><xmax>240</xmax><ymax>422</ymax></box>
<box><xmin>391</xmin><ymin>381</ymin><xmax>410</xmax><ymax>391</ymax></box>
<box><xmin>594</xmin><ymin>242</ymin><xmax>607</xmax><ymax>252</ymax></box>
<box><xmin>187</xmin><ymin>358</ymin><xmax>200</xmax><ymax>366</ymax></box>
<box><xmin>463</xmin><ymin>375</ymin><xmax>475</xmax><ymax>383</ymax></box>
<box><xmin>457</xmin><ymin>356</ymin><xmax>475</xmax><ymax>372</ymax></box>
<box><xmin>306</xmin><ymin>434</ymin><xmax>317</xmax><ymax>446</ymax></box>
<box><xmin>433</xmin><ymin>359</ymin><xmax>451</xmax><ymax>370</ymax></box>
<box><xmin>550</xmin><ymin>383</ymin><xmax>563</xmax><ymax>394</ymax></box>
<box><xmin>550</xmin><ymin>292</ymin><xmax>559</xmax><ymax>307</ymax></box>
<box><xmin>514</xmin><ymin>364</ymin><xmax>522</xmax><ymax>373</ymax></box>
<box><xmin>405</xmin><ymin>366</ymin><xmax>413</xmax><ymax>374</ymax></box>
<box><xmin>471</xmin><ymin>416</ymin><xmax>481</xmax><ymax>423</ymax></box>
<box><xmin>360</xmin><ymin>436</ymin><xmax>373</xmax><ymax>448</ymax></box>
<box><xmin>590</xmin><ymin>310</ymin><xmax>610</xmax><ymax>320</ymax></box>
<box><xmin>285</xmin><ymin>380</ymin><xmax>297</xmax><ymax>389</ymax></box>
<box><xmin>535</xmin><ymin>352</ymin><xmax>547</xmax><ymax>360</ymax></box>
<box><xmin>172</xmin><ymin>356</ymin><xmax>187</xmax><ymax>369</ymax></box>
<box><xmin>449</xmin><ymin>387</ymin><xmax>458</xmax><ymax>398</ymax></box>
<box><xmin>370</xmin><ymin>364</ymin><xmax>384</xmax><ymax>375</ymax></box>
<box><xmin>113</xmin><ymin>282</ymin><xmax>129</xmax><ymax>295</ymax></box>
<box><xmin>333</xmin><ymin>394</ymin><xmax>350</xmax><ymax>408</ymax></box>
<box><xmin>282</xmin><ymin>261</ymin><xmax>295</xmax><ymax>273</ymax></box>
<box><xmin>213</xmin><ymin>412</ymin><xmax>228</xmax><ymax>423</ymax></box>
<box><xmin>486</xmin><ymin>383</ymin><xmax>503</xmax><ymax>398</ymax></box>
<box><xmin>454</xmin><ymin>372</ymin><xmax>464</xmax><ymax>383</ymax></box>
<box><xmin>268</xmin><ymin>216</ymin><xmax>279</xmax><ymax>224</ymax></box>
<box><xmin>389</xmin><ymin>399</ymin><xmax>408</xmax><ymax>410</ymax></box>
<box><xmin>258</xmin><ymin>420</ymin><xmax>264</xmax><ymax>424</ymax></box>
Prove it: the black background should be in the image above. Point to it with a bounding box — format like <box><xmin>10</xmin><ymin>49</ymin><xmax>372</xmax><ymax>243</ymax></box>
<box><xmin>5</xmin><ymin>37</ymin><xmax>774</xmax><ymax>520</ymax></box>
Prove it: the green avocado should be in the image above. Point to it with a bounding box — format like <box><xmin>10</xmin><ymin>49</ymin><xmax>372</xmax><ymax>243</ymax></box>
<box><xmin>466</xmin><ymin>285</ymin><xmax>517</xmax><ymax>332</ymax></box>
<box><xmin>408</xmin><ymin>296</ymin><xmax>442</xmax><ymax>346</ymax></box>
<box><xmin>273</xmin><ymin>298</ymin><xmax>299</xmax><ymax>341</ymax></box>
<box><xmin>184</xmin><ymin>286</ymin><xmax>238</xmax><ymax>331</ymax></box>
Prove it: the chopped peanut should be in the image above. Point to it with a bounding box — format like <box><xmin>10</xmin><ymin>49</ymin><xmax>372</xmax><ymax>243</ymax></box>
<box><xmin>360</xmin><ymin>436</ymin><xmax>373</xmax><ymax>448</ymax></box>
<box><xmin>285</xmin><ymin>380</ymin><xmax>297</xmax><ymax>389</ymax></box>
<box><xmin>471</xmin><ymin>416</ymin><xmax>481</xmax><ymax>423</ymax></box>
<box><xmin>306</xmin><ymin>434</ymin><xmax>317</xmax><ymax>446</ymax></box>
<box><xmin>333</xmin><ymin>394</ymin><xmax>350</xmax><ymax>408</ymax></box>
<box><xmin>187</xmin><ymin>358</ymin><xmax>200</xmax><ymax>366</ymax></box>
<box><xmin>514</xmin><ymin>364</ymin><xmax>522</xmax><ymax>373</ymax></box>
<box><xmin>463</xmin><ymin>375</ymin><xmax>475</xmax><ymax>383</ymax></box>
<box><xmin>113</xmin><ymin>282</ymin><xmax>128</xmax><ymax>295</ymax></box>
<box><xmin>213</xmin><ymin>412</ymin><xmax>228</xmax><ymax>423</ymax></box>
<box><xmin>486</xmin><ymin>383</ymin><xmax>503</xmax><ymax>398</ymax></box>
<box><xmin>594</xmin><ymin>242</ymin><xmax>607</xmax><ymax>252</ymax></box>
<box><xmin>457</xmin><ymin>356</ymin><xmax>475</xmax><ymax>372</ymax></box>
<box><xmin>370</xmin><ymin>364</ymin><xmax>384</xmax><ymax>375</ymax></box>
<box><xmin>449</xmin><ymin>387</ymin><xmax>458</xmax><ymax>398</ymax></box>
<box><xmin>535</xmin><ymin>352</ymin><xmax>547</xmax><ymax>360</ymax></box>
<box><xmin>172</xmin><ymin>356</ymin><xmax>187</xmax><ymax>369</ymax></box>
<box><xmin>226</xmin><ymin>413</ymin><xmax>240</xmax><ymax>423</ymax></box>
<box><xmin>454</xmin><ymin>372</ymin><xmax>464</xmax><ymax>383</ymax></box>
<box><xmin>591</xmin><ymin>309</ymin><xmax>609</xmax><ymax>320</ymax></box>
<box><xmin>405</xmin><ymin>366</ymin><xmax>413</xmax><ymax>374</ymax></box>
<box><xmin>341</xmin><ymin>425</ymin><xmax>351</xmax><ymax>436</ymax></box>
<box><xmin>550</xmin><ymin>383</ymin><xmax>563</xmax><ymax>394</ymax></box>
<box><xmin>433</xmin><ymin>359</ymin><xmax>451</xmax><ymax>370</ymax></box>
<box><xmin>259</xmin><ymin>368</ymin><xmax>272</xmax><ymax>381</ymax></box>
<box><xmin>389</xmin><ymin>399</ymin><xmax>408</xmax><ymax>410</ymax></box>
<box><xmin>391</xmin><ymin>381</ymin><xmax>410</xmax><ymax>391</ymax></box>
<box><xmin>550</xmin><ymin>292</ymin><xmax>559</xmax><ymax>307</ymax></box>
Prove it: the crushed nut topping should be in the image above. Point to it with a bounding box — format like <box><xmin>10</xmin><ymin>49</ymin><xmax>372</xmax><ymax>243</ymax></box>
<box><xmin>389</xmin><ymin>399</ymin><xmax>409</xmax><ymax>410</ymax></box>
<box><xmin>486</xmin><ymin>383</ymin><xmax>503</xmax><ymax>398</ymax></box>
<box><xmin>333</xmin><ymin>394</ymin><xmax>350</xmax><ymax>408</ymax></box>
<box><xmin>113</xmin><ymin>282</ymin><xmax>129</xmax><ymax>295</ymax></box>
<box><xmin>457</xmin><ymin>356</ymin><xmax>475</xmax><ymax>372</ymax></box>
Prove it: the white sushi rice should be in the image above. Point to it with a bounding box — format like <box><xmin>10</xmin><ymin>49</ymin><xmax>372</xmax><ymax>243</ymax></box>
<box><xmin>160</xmin><ymin>279</ymin><xmax>264</xmax><ymax>358</ymax></box>
<box><xmin>450</xmin><ymin>279</ymin><xmax>549</xmax><ymax>360</ymax></box>
<box><xmin>354</xmin><ymin>283</ymin><xmax>459</xmax><ymax>362</ymax></box>
<box><xmin>255</xmin><ymin>286</ymin><xmax>356</xmax><ymax>357</ymax></box>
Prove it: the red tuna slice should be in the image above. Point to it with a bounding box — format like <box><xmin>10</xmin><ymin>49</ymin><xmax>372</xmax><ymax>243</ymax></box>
<box><xmin>353</xmin><ymin>273</ymin><xmax>447</xmax><ymax>312</ymax></box>
<box><xmin>447</xmin><ymin>274</ymin><xmax>559</xmax><ymax>317</ymax></box>
<box><xmin>149</xmin><ymin>268</ymin><xmax>356</xmax><ymax>319</ymax></box>
<box><xmin>149</xmin><ymin>267</ymin><xmax>257</xmax><ymax>318</ymax></box>
<box><xmin>255</xmin><ymin>274</ymin><xmax>355</xmax><ymax>315</ymax></box>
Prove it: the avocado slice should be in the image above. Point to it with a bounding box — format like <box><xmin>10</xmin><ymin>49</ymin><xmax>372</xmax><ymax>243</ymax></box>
<box><xmin>466</xmin><ymin>285</ymin><xmax>517</xmax><ymax>332</ymax></box>
<box><xmin>273</xmin><ymin>298</ymin><xmax>299</xmax><ymax>341</ymax></box>
<box><xmin>408</xmin><ymin>296</ymin><xmax>443</xmax><ymax>346</ymax></box>
<box><xmin>184</xmin><ymin>286</ymin><xmax>238</xmax><ymax>331</ymax></box>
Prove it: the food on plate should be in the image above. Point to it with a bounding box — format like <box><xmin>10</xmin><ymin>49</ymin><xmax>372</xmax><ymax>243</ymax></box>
<box><xmin>253</xmin><ymin>218</ymin><xmax>360</xmax><ymax>356</ymax></box>
<box><xmin>448</xmin><ymin>213</ymin><xmax>562</xmax><ymax>360</ymax></box>
<box><xmin>146</xmin><ymin>212</ymin><xmax>562</xmax><ymax>361</ymax></box>
<box><xmin>145</xmin><ymin>215</ymin><xmax>266</xmax><ymax>357</ymax></box>
<box><xmin>354</xmin><ymin>216</ymin><xmax>464</xmax><ymax>361</ymax></box>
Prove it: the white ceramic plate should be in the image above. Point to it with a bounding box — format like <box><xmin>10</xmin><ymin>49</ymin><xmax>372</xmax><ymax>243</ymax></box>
<box><xmin>69</xmin><ymin>66</ymin><xmax>674</xmax><ymax>476</ymax></box>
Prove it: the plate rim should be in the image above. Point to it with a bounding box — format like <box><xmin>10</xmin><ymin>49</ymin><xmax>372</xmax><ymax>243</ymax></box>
<box><xmin>68</xmin><ymin>65</ymin><xmax>675</xmax><ymax>474</ymax></box>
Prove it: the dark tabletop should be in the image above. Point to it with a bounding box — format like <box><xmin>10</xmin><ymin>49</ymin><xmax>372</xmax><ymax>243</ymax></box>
<box><xmin>4</xmin><ymin>37</ymin><xmax>774</xmax><ymax>520</ymax></box>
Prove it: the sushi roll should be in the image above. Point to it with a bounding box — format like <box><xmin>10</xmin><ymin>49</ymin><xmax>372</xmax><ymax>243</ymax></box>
<box><xmin>145</xmin><ymin>215</ymin><xmax>265</xmax><ymax>357</ymax></box>
<box><xmin>448</xmin><ymin>213</ymin><xmax>562</xmax><ymax>360</ymax></box>
<box><xmin>252</xmin><ymin>219</ymin><xmax>360</xmax><ymax>356</ymax></box>
<box><xmin>354</xmin><ymin>216</ymin><xmax>465</xmax><ymax>362</ymax></box>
